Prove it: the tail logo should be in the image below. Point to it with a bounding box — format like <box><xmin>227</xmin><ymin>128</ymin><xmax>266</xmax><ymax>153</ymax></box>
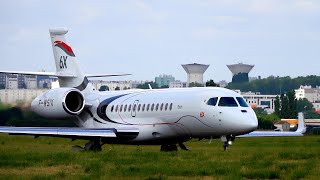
<box><xmin>54</xmin><ymin>40</ymin><xmax>75</xmax><ymax>57</ymax></box>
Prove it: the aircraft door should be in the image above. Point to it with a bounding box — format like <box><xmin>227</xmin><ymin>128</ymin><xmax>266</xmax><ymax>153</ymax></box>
<box><xmin>131</xmin><ymin>100</ymin><xmax>139</xmax><ymax>117</ymax></box>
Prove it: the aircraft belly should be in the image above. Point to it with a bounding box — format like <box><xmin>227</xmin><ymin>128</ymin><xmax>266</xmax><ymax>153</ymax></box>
<box><xmin>130</xmin><ymin>124</ymin><xmax>191</xmax><ymax>143</ymax></box>
<box><xmin>176</xmin><ymin>115</ymin><xmax>223</xmax><ymax>136</ymax></box>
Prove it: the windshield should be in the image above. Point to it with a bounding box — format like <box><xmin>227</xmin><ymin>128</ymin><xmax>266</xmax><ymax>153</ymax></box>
<box><xmin>218</xmin><ymin>97</ymin><xmax>238</xmax><ymax>107</ymax></box>
<box><xmin>207</xmin><ymin>97</ymin><xmax>218</xmax><ymax>106</ymax></box>
<box><xmin>236</xmin><ymin>97</ymin><xmax>249</xmax><ymax>107</ymax></box>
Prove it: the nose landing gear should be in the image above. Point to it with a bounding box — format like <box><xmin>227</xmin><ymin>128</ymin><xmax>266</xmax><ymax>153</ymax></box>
<box><xmin>220</xmin><ymin>135</ymin><xmax>235</xmax><ymax>151</ymax></box>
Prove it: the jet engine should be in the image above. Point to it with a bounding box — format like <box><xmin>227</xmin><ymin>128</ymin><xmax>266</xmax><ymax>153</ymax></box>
<box><xmin>31</xmin><ymin>88</ymin><xmax>85</xmax><ymax>118</ymax></box>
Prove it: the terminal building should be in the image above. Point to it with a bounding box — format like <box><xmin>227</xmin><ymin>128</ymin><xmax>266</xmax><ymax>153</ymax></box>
<box><xmin>155</xmin><ymin>74</ymin><xmax>175</xmax><ymax>88</ymax></box>
<box><xmin>295</xmin><ymin>85</ymin><xmax>320</xmax><ymax>111</ymax></box>
<box><xmin>182</xmin><ymin>63</ymin><xmax>209</xmax><ymax>85</ymax></box>
<box><xmin>238</xmin><ymin>91</ymin><xmax>277</xmax><ymax>114</ymax></box>
<box><xmin>227</xmin><ymin>63</ymin><xmax>254</xmax><ymax>83</ymax></box>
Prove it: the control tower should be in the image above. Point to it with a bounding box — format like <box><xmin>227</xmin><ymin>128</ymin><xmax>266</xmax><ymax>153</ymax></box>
<box><xmin>227</xmin><ymin>63</ymin><xmax>254</xmax><ymax>83</ymax></box>
<box><xmin>182</xmin><ymin>63</ymin><xmax>209</xmax><ymax>84</ymax></box>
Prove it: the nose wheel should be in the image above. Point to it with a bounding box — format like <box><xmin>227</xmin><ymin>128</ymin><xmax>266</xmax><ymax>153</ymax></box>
<box><xmin>220</xmin><ymin>135</ymin><xmax>235</xmax><ymax>151</ymax></box>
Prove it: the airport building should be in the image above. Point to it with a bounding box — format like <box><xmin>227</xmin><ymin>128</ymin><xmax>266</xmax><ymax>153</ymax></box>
<box><xmin>169</xmin><ymin>81</ymin><xmax>188</xmax><ymax>88</ymax></box>
<box><xmin>240</xmin><ymin>91</ymin><xmax>277</xmax><ymax>114</ymax></box>
<box><xmin>0</xmin><ymin>89</ymin><xmax>48</xmax><ymax>105</ymax></box>
<box><xmin>295</xmin><ymin>85</ymin><xmax>320</xmax><ymax>111</ymax></box>
<box><xmin>91</xmin><ymin>80</ymin><xmax>133</xmax><ymax>91</ymax></box>
<box><xmin>182</xmin><ymin>63</ymin><xmax>209</xmax><ymax>85</ymax></box>
<box><xmin>227</xmin><ymin>63</ymin><xmax>254</xmax><ymax>83</ymax></box>
<box><xmin>155</xmin><ymin>74</ymin><xmax>175</xmax><ymax>88</ymax></box>
<box><xmin>0</xmin><ymin>74</ymin><xmax>6</xmax><ymax>89</ymax></box>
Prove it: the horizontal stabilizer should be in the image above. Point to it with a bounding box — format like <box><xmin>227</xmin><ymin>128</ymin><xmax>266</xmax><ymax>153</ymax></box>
<box><xmin>85</xmin><ymin>73</ymin><xmax>132</xmax><ymax>78</ymax></box>
<box><xmin>0</xmin><ymin>71</ymin><xmax>131</xmax><ymax>78</ymax></box>
<box><xmin>0</xmin><ymin>127</ymin><xmax>139</xmax><ymax>139</ymax></box>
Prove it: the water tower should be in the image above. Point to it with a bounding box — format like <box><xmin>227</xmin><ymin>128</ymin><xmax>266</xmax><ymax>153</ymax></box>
<box><xmin>182</xmin><ymin>63</ymin><xmax>209</xmax><ymax>84</ymax></box>
<box><xmin>227</xmin><ymin>63</ymin><xmax>254</xmax><ymax>83</ymax></box>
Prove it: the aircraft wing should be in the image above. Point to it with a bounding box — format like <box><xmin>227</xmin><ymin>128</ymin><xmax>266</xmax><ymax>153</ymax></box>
<box><xmin>0</xmin><ymin>127</ymin><xmax>139</xmax><ymax>139</ymax></box>
<box><xmin>237</xmin><ymin>112</ymin><xmax>306</xmax><ymax>138</ymax></box>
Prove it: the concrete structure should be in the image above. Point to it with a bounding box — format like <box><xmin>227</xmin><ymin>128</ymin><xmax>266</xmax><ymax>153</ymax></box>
<box><xmin>0</xmin><ymin>74</ymin><xmax>6</xmax><ymax>89</ymax></box>
<box><xmin>227</xmin><ymin>63</ymin><xmax>254</xmax><ymax>83</ymax></box>
<box><xmin>217</xmin><ymin>80</ymin><xmax>228</xmax><ymax>88</ymax></box>
<box><xmin>19</xmin><ymin>75</ymin><xmax>37</xmax><ymax>89</ymax></box>
<box><xmin>0</xmin><ymin>89</ymin><xmax>48</xmax><ymax>105</ymax></box>
<box><xmin>155</xmin><ymin>74</ymin><xmax>175</xmax><ymax>88</ymax></box>
<box><xmin>295</xmin><ymin>85</ymin><xmax>320</xmax><ymax>111</ymax></box>
<box><xmin>6</xmin><ymin>74</ymin><xmax>18</xmax><ymax>89</ymax></box>
<box><xmin>169</xmin><ymin>81</ymin><xmax>187</xmax><ymax>88</ymax></box>
<box><xmin>241</xmin><ymin>91</ymin><xmax>277</xmax><ymax>114</ymax></box>
<box><xmin>91</xmin><ymin>80</ymin><xmax>133</xmax><ymax>91</ymax></box>
<box><xmin>182</xmin><ymin>63</ymin><xmax>209</xmax><ymax>85</ymax></box>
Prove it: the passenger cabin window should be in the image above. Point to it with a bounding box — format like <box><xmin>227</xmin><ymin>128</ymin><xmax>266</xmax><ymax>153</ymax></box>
<box><xmin>138</xmin><ymin>104</ymin><xmax>141</xmax><ymax>112</ymax></box>
<box><xmin>133</xmin><ymin>104</ymin><xmax>137</xmax><ymax>111</ymax></box>
<box><xmin>111</xmin><ymin>105</ymin><xmax>114</xmax><ymax>112</ymax></box>
<box><xmin>128</xmin><ymin>104</ymin><xmax>131</xmax><ymax>112</ymax></box>
<box><xmin>169</xmin><ymin>103</ymin><xmax>173</xmax><ymax>110</ymax></box>
<box><xmin>142</xmin><ymin>104</ymin><xmax>145</xmax><ymax>111</ymax></box>
<box><xmin>160</xmin><ymin>103</ymin><xmax>164</xmax><ymax>111</ymax></box>
<box><xmin>165</xmin><ymin>103</ymin><xmax>168</xmax><ymax>111</ymax></box>
<box><xmin>236</xmin><ymin>97</ymin><xmax>249</xmax><ymax>107</ymax></box>
<box><xmin>155</xmin><ymin>104</ymin><xmax>159</xmax><ymax>111</ymax></box>
<box><xmin>218</xmin><ymin>97</ymin><xmax>238</xmax><ymax>107</ymax></box>
<box><xmin>124</xmin><ymin>105</ymin><xmax>127</xmax><ymax>112</ymax></box>
<box><xmin>151</xmin><ymin>104</ymin><xmax>154</xmax><ymax>111</ymax></box>
<box><xmin>147</xmin><ymin>104</ymin><xmax>150</xmax><ymax>111</ymax></box>
<box><xmin>207</xmin><ymin>97</ymin><xmax>218</xmax><ymax>106</ymax></box>
<box><xmin>115</xmin><ymin>105</ymin><xmax>119</xmax><ymax>112</ymax></box>
<box><xmin>120</xmin><ymin>105</ymin><xmax>123</xmax><ymax>112</ymax></box>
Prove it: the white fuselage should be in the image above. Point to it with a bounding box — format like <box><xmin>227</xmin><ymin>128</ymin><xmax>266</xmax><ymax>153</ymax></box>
<box><xmin>75</xmin><ymin>87</ymin><xmax>258</xmax><ymax>144</ymax></box>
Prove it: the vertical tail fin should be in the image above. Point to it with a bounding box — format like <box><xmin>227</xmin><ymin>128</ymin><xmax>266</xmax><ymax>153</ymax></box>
<box><xmin>296</xmin><ymin>112</ymin><xmax>307</xmax><ymax>134</ymax></box>
<box><xmin>49</xmin><ymin>28</ymin><xmax>92</xmax><ymax>93</ymax></box>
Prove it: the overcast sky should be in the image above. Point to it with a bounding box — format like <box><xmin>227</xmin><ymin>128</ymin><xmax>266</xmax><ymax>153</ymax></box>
<box><xmin>1</xmin><ymin>0</ymin><xmax>320</xmax><ymax>82</ymax></box>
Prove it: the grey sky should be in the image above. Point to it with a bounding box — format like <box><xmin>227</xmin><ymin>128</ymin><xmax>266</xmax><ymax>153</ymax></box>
<box><xmin>1</xmin><ymin>0</ymin><xmax>320</xmax><ymax>82</ymax></box>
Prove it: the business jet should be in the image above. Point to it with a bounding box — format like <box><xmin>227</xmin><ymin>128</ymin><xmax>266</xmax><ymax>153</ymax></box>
<box><xmin>0</xmin><ymin>28</ymin><xmax>306</xmax><ymax>151</ymax></box>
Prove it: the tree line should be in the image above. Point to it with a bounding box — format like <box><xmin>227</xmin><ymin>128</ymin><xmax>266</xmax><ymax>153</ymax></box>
<box><xmin>0</xmin><ymin>103</ymin><xmax>76</xmax><ymax>127</ymax></box>
<box><xmin>227</xmin><ymin>75</ymin><xmax>320</xmax><ymax>95</ymax></box>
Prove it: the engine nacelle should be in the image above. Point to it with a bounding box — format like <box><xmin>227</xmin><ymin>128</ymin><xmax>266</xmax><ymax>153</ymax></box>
<box><xmin>31</xmin><ymin>88</ymin><xmax>85</xmax><ymax>118</ymax></box>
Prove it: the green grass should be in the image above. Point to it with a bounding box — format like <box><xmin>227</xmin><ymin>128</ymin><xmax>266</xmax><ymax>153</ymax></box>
<box><xmin>0</xmin><ymin>135</ymin><xmax>320</xmax><ymax>179</ymax></box>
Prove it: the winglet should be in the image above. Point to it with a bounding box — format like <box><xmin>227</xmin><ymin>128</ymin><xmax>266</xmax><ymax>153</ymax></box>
<box><xmin>296</xmin><ymin>112</ymin><xmax>307</xmax><ymax>134</ymax></box>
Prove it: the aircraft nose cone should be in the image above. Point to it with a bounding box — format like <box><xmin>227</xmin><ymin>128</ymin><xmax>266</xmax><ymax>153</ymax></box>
<box><xmin>247</xmin><ymin>115</ymin><xmax>258</xmax><ymax>132</ymax></box>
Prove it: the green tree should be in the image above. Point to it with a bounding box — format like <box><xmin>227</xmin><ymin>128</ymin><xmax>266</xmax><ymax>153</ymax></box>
<box><xmin>280</xmin><ymin>94</ymin><xmax>290</xmax><ymax>118</ymax></box>
<box><xmin>188</xmin><ymin>82</ymin><xmax>204</xmax><ymax>87</ymax></box>
<box><xmin>274</xmin><ymin>95</ymin><xmax>280</xmax><ymax>116</ymax></box>
<box><xmin>160</xmin><ymin>85</ymin><xmax>169</xmax><ymax>88</ymax></box>
<box><xmin>99</xmin><ymin>85</ymin><xmax>109</xmax><ymax>91</ymax></box>
<box><xmin>287</xmin><ymin>90</ymin><xmax>297</xmax><ymax>118</ymax></box>
<box><xmin>205</xmin><ymin>79</ymin><xmax>219</xmax><ymax>87</ymax></box>
<box><xmin>115</xmin><ymin>86</ymin><xmax>120</xmax><ymax>91</ymax></box>
<box><xmin>136</xmin><ymin>82</ymin><xmax>159</xmax><ymax>89</ymax></box>
<box><xmin>296</xmin><ymin>98</ymin><xmax>314</xmax><ymax>112</ymax></box>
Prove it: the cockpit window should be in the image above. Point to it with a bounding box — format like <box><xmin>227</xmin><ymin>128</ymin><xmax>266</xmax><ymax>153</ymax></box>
<box><xmin>207</xmin><ymin>97</ymin><xmax>218</xmax><ymax>106</ymax></box>
<box><xmin>218</xmin><ymin>97</ymin><xmax>238</xmax><ymax>107</ymax></box>
<box><xmin>236</xmin><ymin>97</ymin><xmax>249</xmax><ymax>107</ymax></box>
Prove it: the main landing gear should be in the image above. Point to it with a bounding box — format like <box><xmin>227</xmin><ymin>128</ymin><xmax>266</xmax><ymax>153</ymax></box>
<box><xmin>72</xmin><ymin>138</ymin><xmax>102</xmax><ymax>151</ymax></box>
<box><xmin>220</xmin><ymin>135</ymin><xmax>235</xmax><ymax>151</ymax></box>
<box><xmin>160</xmin><ymin>142</ymin><xmax>189</xmax><ymax>152</ymax></box>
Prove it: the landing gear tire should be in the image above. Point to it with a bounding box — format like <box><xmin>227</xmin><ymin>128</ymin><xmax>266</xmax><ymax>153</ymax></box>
<box><xmin>178</xmin><ymin>142</ymin><xmax>190</xmax><ymax>151</ymax></box>
<box><xmin>160</xmin><ymin>144</ymin><xmax>178</xmax><ymax>152</ymax></box>
<box><xmin>221</xmin><ymin>135</ymin><xmax>234</xmax><ymax>151</ymax></box>
<box><xmin>72</xmin><ymin>138</ymin><xmax>102</xmax><ymax>151</ymax></box>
